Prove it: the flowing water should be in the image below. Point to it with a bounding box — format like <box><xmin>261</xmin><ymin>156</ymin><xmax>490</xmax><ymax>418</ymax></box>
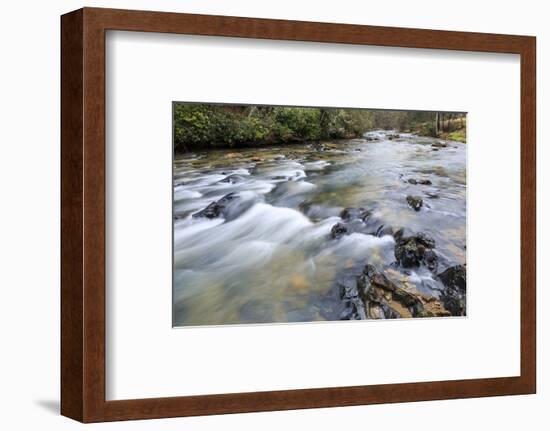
<box><xmin>173</xmin><ymin>132</ymin><xmax>466</xmax><ymax>326</ymax></box>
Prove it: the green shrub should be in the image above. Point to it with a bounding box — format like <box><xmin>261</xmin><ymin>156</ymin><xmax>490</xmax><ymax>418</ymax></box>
<box><xmin>173</xmin><ymin>105</ymin><xmax>215</xmax><ymax>151</ymax></box>
<box><xmin>272</xmin><ymin>107</ymin><xmax>322</xmax><ymax>141</ymax></box>
<box><xmin>173</xmin><ymin>105</ymin><xmax>271</xmax><ymax>150</ymax></box>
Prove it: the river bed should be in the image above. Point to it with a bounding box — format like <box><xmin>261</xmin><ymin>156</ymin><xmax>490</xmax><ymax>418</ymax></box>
<box><xmin>173</xmin><ymin>131</ymin><xmax>466</xmax><ymax>326</ymax></box>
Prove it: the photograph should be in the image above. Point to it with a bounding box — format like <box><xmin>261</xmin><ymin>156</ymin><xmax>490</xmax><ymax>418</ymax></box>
<box><xmin>172</xmin><ymin>103</ymin><xmax>467</xmax><ymax>327</ymax></box>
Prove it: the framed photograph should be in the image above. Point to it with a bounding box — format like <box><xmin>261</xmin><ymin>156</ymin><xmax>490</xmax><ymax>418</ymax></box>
<box><xmin>61</xmin><ymin>7</ymin><xmax>536</xmax><ymax>422</ymax></box>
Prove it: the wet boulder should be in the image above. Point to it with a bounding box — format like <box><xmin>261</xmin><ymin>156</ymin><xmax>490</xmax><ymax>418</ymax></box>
<box><xmin>374</xmin><ymin>224</ymin><xmax>395</xmax><ymax>237</ymax></box>
<box><xmin>330</xmin><ymin>222</ymin><xmax>349</xmax><ymax>239</ymax></box>
<box><xmin>437</xmin><ymin>264</ymin><xmax>467</xmax><ymax>316</ymax></box>
<box><xmin>363</xmin><ymin>217</ymin><xmax>388</xmax><ymax>236</ymax></box>
<box><xmin>268</xmin><ymin>180</ymin><xmax>314</xmax><ymax>204</ymax></box>
<box><xmin>408</xmin><ymin>178</ymin><xmax>432</xmax><ymax>185</ymax></box>
<box><xmin>192</xmin><ymin>193</ymin><xmax>239</xmax><ymax>218</ymax></box>
<box><xmin>394</xmin><ymin>231</ymin><xmax>437</xmax><ymax>269</ymax></box>
<box><xmin>369</xmin><ymin>303</ymin><xmax>402</xmax><ymax>319</ymax></box>
<box><xmin>334</xmin><ymin>207</ymin><xmax>384</xmax><ymax>237</ymax></box>
<box><xmin>406</xmin><ymin>195</ymin><xmax>423</xmax><ymax>211</ymax></box>
<box><xmin>363</xmin><ymin>264</ymin><xmax>396</xmax><ymax>292</ymax></box>
<box><xmin>336</xmin><ymin>273</ymin><xmax>367</xmax><ymax>320</ymax></box>
<box><xmin>394</xmin><ymin>237</ymin><xmax>423</xmax><ymax>267</ymax></box>
<box><xmin>357</xmin><ymin>276</ymin><xmax>398</xmax><ymax>319</ymax></box>
<box><xmin>393</xmin><ymin>227</ymin><xmax>413</xmax><ymax>242</ymax></box>
<box><xmin>415</xmin><ymin>232</ymin><xmax>436</xmax><ymax>249</ymax></box>
<box><xmin>339</xmin><ymin>207</ymin><xmax>393</xmax><ymax>237</ymax></box>
<box><xmin>423</xmin><ymin>249</ymin><xmax>439</xmax><ymax>272</ymax></box>
<box><xmin>432</xmin><ymin>141</ymin><xmax>448</xmax><ymax>148</ymax></box>
<box><xmin>358</xmin><ymin>264</ymin><xmax>424</xmax><ymax>318</ymax></box>
<box><xmin>392</xmin><ymin>288</ymin><xmax>424</xmax><ymax>316</ymax></box>
<box><xmin>192</xmin><ymin>193</ymin><xmax>255</xmax><ymax>221</ymax></box>
<box><xmin>218</xmin><ymin>174</ymin><xmax>245</xmax><ymax>184</ymax></box>
<box><xmin>192</xmin><ymin>202</ymin><xmax>222</xmax><ymax>218</ymax></box>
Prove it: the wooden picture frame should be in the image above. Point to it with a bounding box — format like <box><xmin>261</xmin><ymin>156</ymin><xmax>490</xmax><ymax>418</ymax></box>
<box><xmin>61</xmin><ymin>7</ymin><xmax>536</xmax><ymax>423</ymax></box>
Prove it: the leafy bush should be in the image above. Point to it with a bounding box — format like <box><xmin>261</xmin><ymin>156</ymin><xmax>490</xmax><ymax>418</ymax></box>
<box><xmin>173</xmin><ymin>105</ymin><xmax>214</xmax><ymax>151</ymax></box>
<box><xmin>272</xmin><ymin>107</ymin><xmax>322</xmax><ymax>141</ymax></box>
<box><xmin>174</xmin><ymin>105</ymin><xmax>271</xmax><ymax>150</ymax></box>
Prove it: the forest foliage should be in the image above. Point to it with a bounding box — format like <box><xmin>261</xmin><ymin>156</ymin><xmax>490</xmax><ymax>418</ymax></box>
<box><xmin>173</xmin><ymin>104</ymin><xmax>466</xmax><ymax>152</ymax></box>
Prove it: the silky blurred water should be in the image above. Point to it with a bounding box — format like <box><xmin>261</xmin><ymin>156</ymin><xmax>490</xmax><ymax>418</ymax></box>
<box><xmin>173</xmin><ymin>133</ymin><xmax>466</xmax><ymax>326</ymax></box>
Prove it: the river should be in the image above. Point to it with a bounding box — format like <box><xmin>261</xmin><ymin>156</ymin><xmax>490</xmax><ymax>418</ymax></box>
<box><xmin>173</xmin><ymin>131</ymin><xmax>466</xmax><ymax>326</ymax></box>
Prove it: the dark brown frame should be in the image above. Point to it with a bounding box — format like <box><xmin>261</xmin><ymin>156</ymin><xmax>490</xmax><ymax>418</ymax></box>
<box><xmin>61</xmin><ymin>7</ymin><xmax>536</xmax><ymax>423</ymax></box>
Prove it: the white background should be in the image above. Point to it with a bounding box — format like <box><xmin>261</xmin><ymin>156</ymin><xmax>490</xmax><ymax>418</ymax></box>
<box><xmin>0</xmin><ymin>0</ymin><xmax>547</xmax><ymax>429</ymax></box>
<box><xmin>106</xmin><ymin>31</ymin><xmax>520</xmax><ymax>400</ymax></box>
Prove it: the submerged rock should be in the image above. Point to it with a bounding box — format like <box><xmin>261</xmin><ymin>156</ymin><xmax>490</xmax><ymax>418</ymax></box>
<box><xmin>374</xmin><ymin>225</ymin><xmax>395</xmax><ymax>237</ymax></box>
<box><xmin>407</xmin><ymin>178</ymin><xmax>432</xmax><ymax>185</ymax></box>
<box><xmin>437</xmin><ymin>264</ymin><xmax>467</xmax><ymax>316</ymax></box>
<box><xmin>425</xmin><ymin>192</ymin><xmax>440</xmax><ymax>199</ymax></box>
<box><xmin>393</xmin><ymin>227</ymin><xmax>413</xmax><ymax>242</ymax></box>
<box><xmin>193</xmin><ymin>203</ymin><xmax>222</xmax><ymax>218</ymax></box>
<box><xmin>406</xmin><ymin>195</ymin><xmax>423</xmax><ymax>211</ymax></box>
<box><xmin>192</xmin><ymin>192</ymin><xmax>255</xmax><ymax>221</ymax></box>
<box><xmin>218</xmin><ymin>174</ymin><xmax>245</xmax><ymax>184</ymax></box>
<box><xmin>340</xmin><ymin>207</ymin><xmax>371</xmax><ymax>222</ymax></box>
<box><xmin>432</xmin><ymin>141</ymin><xmax>448</xmax><ymax>148</ymax></box>
<box><xmin>339</xmin><ymin>207</ymin><xmax>394</xmax><ymax>238</ymax></box>
<box><xmin>330</xmin><ymin>222</ymin><xmax>349</xmax><ymax>239</ymax></box>
<box><xmin>192</xmin><ymin>193</ymin><xmax>239</xmax><ymax>218</ymax></box>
